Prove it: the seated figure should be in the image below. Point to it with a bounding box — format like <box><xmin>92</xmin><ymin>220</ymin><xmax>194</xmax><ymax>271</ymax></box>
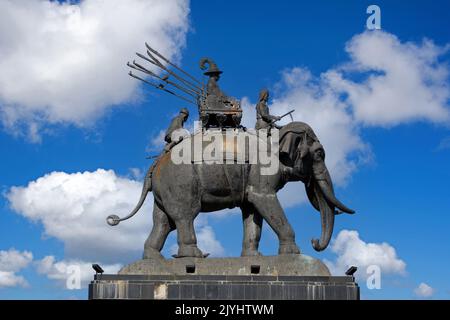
<box><xmin>199</xmin><ymin>58</ymin><xmax>242</xmax><ymax>128</ymax></box>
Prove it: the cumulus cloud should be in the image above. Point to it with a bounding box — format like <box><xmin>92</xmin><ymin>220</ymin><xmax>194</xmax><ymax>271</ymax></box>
<box><xmin>325</xmin><ymin>230</ymin><xmax>406</xmax><ymax>279</ymax></box>
<box><xmin>241</xmin><ymin>30</ymin><xmax>449</xmax><ymax>207</ymax></box>
<box><xmin>7</xmin><ymin>169</ymin><xmax>153</xmax><ymax>263</ymax></box>
<box><xmin>241</xmin><ymin>67</ymin><xmax>369</xmax><ymax>210</ymax></box>
<box><xmin>414</xmin><ymin>282</ymin><xmax>435</xmax><ymax>298</ymax></box>
<box><xmin>0</xmin><ymin>249</ymin><xmax>33</xmax><ymax>288</ymax></box>
<box><xmin>146</xmin><ymin>129</ymin><xmax>166</xmax><ymax>152</ymax></box>
<box><xmin>196</xmin><ymin>225</ymin><xmax>225</xmax><ymax>257</ymax></box>
<box><xmin>169</xmin><ymin>216</ymin><xmax>226</xmax><ymax>257</ymax></box>
<box><xmin>327</xmin><ymin>31</ymin><xmax>450</xmax><ymax>127</ymax></box>
<box><xmin>0</xmin><ymin>0</ymin><xmax>190</xmax><ymax>141</ymax></box>
<box><xmin>128</xmin><ymin>167</ymin><xmax>144</xmax><ymax>180</ymax></box>
<box><xmin>7</xmin><ymin>168</ymin><xmax>226</xmax><ymax>266</ymax></box>
<box><xmin>273</xmin><ymin>68</ymin><xmax>370</xmax><ymax>185</ymax></box>
<box><xmin>36</xmin><ymin>255</ymin><xmax>121</xmax><ymax>289</ymax></box>
<box><xmin>241</xmin><ymin>68</ymin><xmax>370</xmax><ymax>189</ymax></box>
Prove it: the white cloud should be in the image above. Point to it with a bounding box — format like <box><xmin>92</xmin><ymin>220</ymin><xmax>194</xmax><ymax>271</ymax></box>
<box><xmin>6</xmin><ymin>168</ymin><xmax>227</xmax><ymax>288</ymax></box>
<box><xmin>240</xmin><ymin>68</ymin><xmax>369</xmax><ymax>209</ymax></box>
<box><xmin>196</xmin><ymin>225</ymin><xmax>225</xmax><ymax>257</ymax></box>
<box><xmin>36</xmin><ymin>256</ymin><xmax>121</xmax><ymax>289</ymax></box>
<box><xmin>169</xmin><ymin>216</ymin><xmax>226</xmax><ymax>257</ymax></box>
<box><xmin>146</xmin><ymin>129</ymin><xmax>166</xmax><ymax>152</ymax></box>
<box><xmin>241</xmin><ymin>68</ymin><xmax>370</xmax><ymax>187</ymax></box>
<box><xmin>414</xmin><ymin>282</ymin><xmax>435</xmax><ymax>298</ymax></box>
<box><xmin>7</xmin><ymin>169</ymin><xmax>153</xmax><ymax>263</ymax></box>
<box><xmin>241</xmin><ymin>30</ymin><xmax>449</xmax><ymax>208</ymax></box>
<box><xmin>0</xmin><ymin>249</ymin><xmax>33</xmax><ymax>272</ymax></box>
<box><xmin>325</xmin><ymin>230</ymin><xmax>406</xmax><ymax>279</ymax></box>
<box><xmin>0</xmin><ymin>249</ymin><xmax>33</xmax><ymax>288</ymax></box>
<box><xmin>128</xmin><ymin>167</ymin><xmax>144</xmax><ymax>181</ymax></box>
<box><xmin>0</xmin><ymin>0</ymin><xmax>190</xmax><ymax>141</ymax></box>
<box><xmin>7</xmin><ymin>168</ymin><xmax>227</xmax><ymax>268</ymax></box>
<box><xmin>327</xmin><ymin>31</ymin><xmax>450</xmax><ymax>127</ymax></box>
<box><xmin>241</xmin><ymin>72</ymin><xmax>368</xmax><ymax>209</ymax></box>
<box><xmin>273</xmin><ymin>68</ymin><xmax>370</xmax><ymax>185</ymax></box>
<box><xmin>0</xmin><ymin>271</ymin><xmax>28</xmax><ymax>288</ymax></box>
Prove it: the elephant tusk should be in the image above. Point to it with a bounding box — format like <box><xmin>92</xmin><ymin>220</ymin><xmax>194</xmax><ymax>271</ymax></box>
<box><xmin>316</xmin><ymin>180</ymin><xmax>355</xmax><ymax>214</ymax></box>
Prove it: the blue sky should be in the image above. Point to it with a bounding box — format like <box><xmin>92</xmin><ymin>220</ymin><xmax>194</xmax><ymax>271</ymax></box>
<box><xmin>0</xmin><ymin>0</ymin><xmax>449</xmax><ymax>299</ymax></box>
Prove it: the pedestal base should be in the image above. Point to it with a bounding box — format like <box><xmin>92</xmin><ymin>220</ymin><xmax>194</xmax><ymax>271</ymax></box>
<box><xmin>118</xmin><ymin>254</ymin><xmax>331</xmax><ymax>276</ymax></box>
<box><xmin>89</xmin><ymin>274</ymin><xmax>359</xmax><ymax>300</ymax></box>
<box><xmin>90</xmin><ymin>255</ymin><xmax>359</xmax><ymax>300</ymax></box>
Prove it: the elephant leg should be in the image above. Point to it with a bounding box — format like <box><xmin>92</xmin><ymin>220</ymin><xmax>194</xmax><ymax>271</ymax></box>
<box><xmin>143</xmin><ymin>203</ymin><xmax>175</xmax><ymax>259</ymax></box>
<box><xmin>248</xmin><ymin>192</ymin><xmax>300</xmax><ymax>255</ymax></box>
<box><xmin>241</xmin><ymin>203</ymin><xmax>263</xmax><ymax>256</ymax></box>
<box><xmin>174</xmin><ymin>218</ymin><xmax>204</xmax><ymax>258</ymax></box>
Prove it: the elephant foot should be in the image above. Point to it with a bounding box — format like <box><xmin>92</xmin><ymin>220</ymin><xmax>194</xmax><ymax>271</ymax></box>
<box><xmin>143</xmin><ymin>247</ymin><xmax>165</xmax><ymax>260</ymax></box>
<box><xmin>175</xmin><ymin>245</ymin><xmax>204</xmax><ymax>258</ymax></box>
<box><xmin>278</xmin><ymin>242</ymin><xmax>301</xmax><ymax>255</ymax></box>
<box><xmin>241</xmin><ymin>248</ymin><xmax>262</xmax><ymax>257</ymax></box>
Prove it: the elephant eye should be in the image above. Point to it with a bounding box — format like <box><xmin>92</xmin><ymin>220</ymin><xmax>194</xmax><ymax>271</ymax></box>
<box><xmin>316</xmin><ymin>149</ymin><xmax>324</xmax><ymax>158</ymax></box>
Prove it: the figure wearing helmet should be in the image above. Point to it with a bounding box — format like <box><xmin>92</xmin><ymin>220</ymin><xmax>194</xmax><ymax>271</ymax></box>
<box><xmin>164</xmin><ymin>108</ymin><xmax>189</xmax><ymax>145</ymax></box>
<box><xmin>255</xmin><ymin>89</ymin><xmax>281</xmax><ymax>131</ymax></box>
<box><xmin>145</xmin><ymin>108</ymin><xmax>189</xmax><ymax>191</ymax></box>
<box><xmin>200</xmin><ymin>58</ymin><xmax>225</xmax><ymax>99</ymax></box>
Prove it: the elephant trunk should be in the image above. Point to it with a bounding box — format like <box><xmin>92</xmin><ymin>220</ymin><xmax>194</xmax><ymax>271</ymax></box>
<box><xmin>310</xmin><ymin>179</ymin><xmax>335</xmax><ymax>251</ymax></box>
<box><xmin>309</xmin><ymin>159</ymin><xmax>353</xmax><ymax>251</ymax></box>
<box><xmin>106</xmin><ymin>167</ymin><xmax>152</xmax><ymax>226</ymax></box>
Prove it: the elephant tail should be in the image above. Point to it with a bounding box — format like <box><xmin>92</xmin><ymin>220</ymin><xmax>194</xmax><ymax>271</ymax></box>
<box><xmin>106</xmin><ymin>167</ymin><xmax>152</xmax><ymax>226</ymax></box>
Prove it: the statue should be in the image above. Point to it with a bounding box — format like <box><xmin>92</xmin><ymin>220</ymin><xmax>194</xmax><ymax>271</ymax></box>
<box><xmin>140</xmin><ymin>108</ymin><xmax>189</xmax><ymax>193</ymax></box>
<box><xmin>255</xmin><ymin>89</ymin><xmax>281</xmax><ymax>130</ymax></box>
<box><xmin>198</xmin><ymin>57</ymin><xmax>242</xmax><ymax>128</ymax></box>
<box><xmin>164</xmin><ymin>108</ymin><xmax>189</xmax><ymax>145</ymax></box>
<box><xmin>108</xmin><ymin>125</ymin><xmax>354</xmax><ymax>259</ymax></box>
<box><xmin>90</xmin><ymin>43</ymin><xmax>361</xmax><ymax>301</ymax></box>
<box><xmin>110</xmin><ymin>44</ymin><xmax>355</xmax><ymax>259</ymax></box>
<box><xmin>200</xmin><ymin>58</ymin><xmax>224</xmax><ymax>98</ymax></box>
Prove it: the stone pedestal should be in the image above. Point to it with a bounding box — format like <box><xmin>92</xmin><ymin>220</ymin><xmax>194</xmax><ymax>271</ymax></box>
<box><xmin>89</xmin><ymin>255</ymin><xmax>360</xmax><ymax>300</ymax></box>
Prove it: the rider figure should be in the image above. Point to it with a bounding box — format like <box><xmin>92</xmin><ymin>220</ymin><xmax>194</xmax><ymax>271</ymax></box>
<box><xmin>147</xmin><ymin>108</ymin><xmax>189</xmax><ymax>185</ymax></box>
<box><xmin>255</xmin><ymin>89</ymin><xmax>281</xmax><ymax>130</ymax></box>
<box><xmin>164</xmin><ymin>107</ymin><xmax>189</xmax><ymax>149</ymax></box>
<box><xmin>200</xmin><ymin>58</ymin><xmax>225</xmax><ymax>99</ymax></box>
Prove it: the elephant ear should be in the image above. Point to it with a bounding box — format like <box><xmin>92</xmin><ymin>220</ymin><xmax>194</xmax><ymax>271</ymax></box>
<box><xmin>279</xmin><ymin>131</ymin><xmax>301</xmax><ymax>167</ymax></box>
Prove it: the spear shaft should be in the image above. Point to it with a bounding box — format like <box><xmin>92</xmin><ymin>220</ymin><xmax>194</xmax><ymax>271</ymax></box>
<box><xmin>145</xmin><ymin>43</ymin><xmax>203</xmax><ymax>86</ymax></box>
<box><xmin>129</xmin><ymin>71</ymin><xmax>196</xmax><ymax>105</ymax></box>
<box><xmin>129</xmin><ymin>61</ymin><xmax>199</xmax><ymax>98</ymax></box>
<box><xmin>145</xmin><ymin>50</ymin><xmax>203</xmax><ymax>93</ymax></box>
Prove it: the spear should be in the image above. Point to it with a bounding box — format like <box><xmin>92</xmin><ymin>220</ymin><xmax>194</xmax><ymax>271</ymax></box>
<box><xmin>145</xmin><ymin>43</ymin><xmax>203</xmax><ymax>86</ymax></box>
<box><xmin>271</xmin><ymin>109</ymin><xmax>295</xmax><ymax>123</ymax></box>
<box><xmin>129</xmin><ymin>71</ymin><xmax>196</xmax><ymax>105</ymax></box>
<box><xmin>144</xmin><ymin>49</ymin><xmax>203</xmax><ymax>93</ymax></box>
<box><xmin>128</xmin><ymin>61</ymin><xmax>199</xmax><ymax>98</ymax></box>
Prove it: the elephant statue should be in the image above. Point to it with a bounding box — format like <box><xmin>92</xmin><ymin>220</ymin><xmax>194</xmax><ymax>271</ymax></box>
<box><xmin>107</xmin><ymin>121</ymin><xmax>355</xmax><ymax>259</ymax></box>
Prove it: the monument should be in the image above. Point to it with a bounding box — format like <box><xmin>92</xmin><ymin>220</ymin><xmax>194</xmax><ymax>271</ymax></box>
<box><xmin>89</xmin><ymin>43</ymin><xmax>360</xmax><ymax>300</ymax></box>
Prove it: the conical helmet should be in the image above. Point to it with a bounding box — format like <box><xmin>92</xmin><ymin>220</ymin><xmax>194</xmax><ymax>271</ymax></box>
<box><xmin>180</xmin><ymin>108</ymin><xmax>189</xmax><ymax>116</ymax></box>
<box><xmin>199</xmin><ymin>57</ymin><xmax>223</xmax><ymax>76</ymax></box>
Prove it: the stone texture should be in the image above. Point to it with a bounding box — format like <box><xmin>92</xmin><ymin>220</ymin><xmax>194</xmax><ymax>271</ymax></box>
<box><xmin>119</xmin><ymin>254</ymin><xmax>331</xmax><ymax>277</ymax></box>
<box><xmin>89</xmin><ymin>255</ymin><xmax>359</xmax><ymax>300</ymax></box>
<box><xmin>89</xmin><ymin>274</ymin><xmax>359</xmax><ymax>300</ymax></box>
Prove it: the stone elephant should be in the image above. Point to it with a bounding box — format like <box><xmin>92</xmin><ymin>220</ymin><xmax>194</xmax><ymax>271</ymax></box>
<box><xmin>107</xmin><ymin>122</ymin><xmax>355</xmax><ymax>258</ymax></box>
